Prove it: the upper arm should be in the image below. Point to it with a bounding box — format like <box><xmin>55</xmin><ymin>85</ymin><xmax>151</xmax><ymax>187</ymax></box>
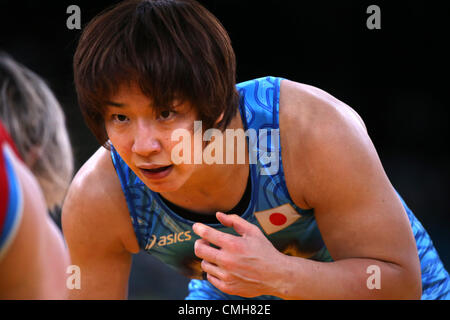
<box><xmin>62</xmin><ymin>148</ymin><xmax>138</xmax><ymax>299</ymax></box>
<box><xmin>0</xmin><ymin>145</ymin><xmax>70</xmax><ymax>299</ymax></box>
<box><xmin>280</xmin><ymin>80</ymin><xmax>421</xmax><ymax>274</ymax></box>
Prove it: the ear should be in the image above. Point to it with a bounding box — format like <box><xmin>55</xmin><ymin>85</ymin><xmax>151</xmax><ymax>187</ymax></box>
<box><xmin>215</xmin><ymin>112</ymin><xmax>224</xmax><ymax>125</ymax></box>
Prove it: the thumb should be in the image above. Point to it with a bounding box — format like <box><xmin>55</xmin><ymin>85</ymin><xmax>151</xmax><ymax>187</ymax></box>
<box><xmin>216</xmin><ymin>212</ymin><xmax>255</xmax><ymax>236</ymax></box>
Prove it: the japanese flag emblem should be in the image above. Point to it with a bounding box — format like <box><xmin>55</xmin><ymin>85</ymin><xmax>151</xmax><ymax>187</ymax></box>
<box><xmin>254</xmin><ymin>204</ymin><xmax>301</xmax><ymax>235</ymax></box>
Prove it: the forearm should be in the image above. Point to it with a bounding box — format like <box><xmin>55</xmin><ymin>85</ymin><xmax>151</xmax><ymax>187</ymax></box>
<box><xmin>272</xmin><ymin>255</ymin><xmax>422</xmax><ymax>300</ymax></box>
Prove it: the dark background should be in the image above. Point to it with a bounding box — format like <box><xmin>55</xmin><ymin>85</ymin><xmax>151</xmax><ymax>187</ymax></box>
<box><xmin>0</xmin><ymin>0</ymin><xmax>448</xmax><ymax>299</ymax></box>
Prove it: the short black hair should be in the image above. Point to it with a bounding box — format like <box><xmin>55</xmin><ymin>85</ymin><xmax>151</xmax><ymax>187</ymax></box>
<box><xmin>74</xmin><ymin>0</ymin><xmax>239</xmax><ymax>148</ymax></box>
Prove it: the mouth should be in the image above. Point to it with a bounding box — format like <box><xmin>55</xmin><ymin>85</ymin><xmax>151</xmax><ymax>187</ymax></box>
<box><xmin>139</xmin><ymin>165</ymin><xmax>173</xmax><ymax>180</ymax></box>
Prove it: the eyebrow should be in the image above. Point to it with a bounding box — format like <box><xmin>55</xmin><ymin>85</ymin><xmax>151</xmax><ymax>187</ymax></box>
<box><xmin>104</xmin><ymin>100</ymin><xmax>184</xmax><ymax>110</ymax></box>
<box><xmin>105</xmin><ymin>101</ymin><xmax>126</xmax><ymax>107</ymax></box>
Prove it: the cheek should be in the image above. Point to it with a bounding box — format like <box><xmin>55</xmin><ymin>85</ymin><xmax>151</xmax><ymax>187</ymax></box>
<box><xmin>106</xmin><ymin>127</ymin><xmax>133</xmax><ymax>157</ymax></box>
<box><xmin>105</xmin><ymin>123</ymin><xmax>118</xmax><ymax>144</ymax></box>
<box><xmin>165</xmin><ymin>123</ymin><xmax>198</xmax><ymax>164</ymax></box>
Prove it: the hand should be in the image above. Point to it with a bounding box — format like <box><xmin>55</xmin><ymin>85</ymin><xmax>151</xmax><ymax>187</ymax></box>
<box><xmin>192</xmin><ymin>212</ymin><xmax>288</xmax><ymax>298</ymax></box>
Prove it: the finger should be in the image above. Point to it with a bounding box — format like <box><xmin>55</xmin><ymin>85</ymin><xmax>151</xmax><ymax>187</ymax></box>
<box><xmin>193</xmin><ymin>222</ymin><xmax>238</xmax><ymax>248</ymax></box>
<box><xmin>216</xmin><ymin>212</ymin><xmax>256</xmax><ymax>236</ymax></box>
<box><xmin>201</xmin><ymin>259</ymin><xmax>226</xmax><ymax>280</ymax></box>
<box><xmin>206</xmin><ymin>273</ymin><xmax>228</xmax><ymax>294</ymax></box>
<box><xmin>194</xmin><ymin>239</ymin><xmax>221</xmax><ymax>265</ymax></box>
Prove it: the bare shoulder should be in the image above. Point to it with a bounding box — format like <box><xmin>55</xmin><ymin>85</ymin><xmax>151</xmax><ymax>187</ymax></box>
<box><xmin>62</xmin><ymin>147</ymin><xmax>139</xmax><ymax>254</ymax></box>
<box><xmin>279</xmin><ymin>79</ymin><xmax>372</xmax><ymax>208</ymax></box>
<box><xmin>279</xmin><ymin>79</ymin><xmax>367</xmax><ymax>138</ymax></box>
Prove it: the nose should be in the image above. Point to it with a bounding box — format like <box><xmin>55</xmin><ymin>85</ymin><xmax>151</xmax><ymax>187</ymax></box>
<box><xmin>131</xmin><ymin>121</ymin><xmax>162</xmax><ymax>157</ymax></box>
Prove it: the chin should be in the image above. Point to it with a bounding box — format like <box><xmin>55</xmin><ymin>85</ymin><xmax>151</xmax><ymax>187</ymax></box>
<box><xmin>145</xmin><ymin>182</ymin><xmax>180</xmax><ymax>193</ymax></box>
<box><xmin>142</xmin><ymin>175</ymin><xmax>187</xmax><ymax>193</ymax></box>
<box><xmin>137</xmin><ymin>165</ymin><xmax>193</xmax><ymax>194</ymax></box>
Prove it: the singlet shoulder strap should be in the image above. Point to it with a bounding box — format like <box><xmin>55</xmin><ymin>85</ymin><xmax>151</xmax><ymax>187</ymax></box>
<box><xmin>110</xmin><ymin>146</ymin><xmax>146</xmax><ymax>247</ymax></box>
<box><xmin>237</xmin><ymin>76</ymin><xmax>301</xmax><ymax>209</ymax></box>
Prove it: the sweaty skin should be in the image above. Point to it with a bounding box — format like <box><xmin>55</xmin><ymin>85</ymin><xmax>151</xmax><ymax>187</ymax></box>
<box><xmin>62</xmin><ymin>79</ymin><xmax>421</xmax><ymax>299</ymax></box>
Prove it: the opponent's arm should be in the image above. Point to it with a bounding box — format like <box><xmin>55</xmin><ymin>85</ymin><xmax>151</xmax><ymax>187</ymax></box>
<box><xmin>62</xmin><ymin>148</ymin><xmax>138</xmax><ymax>299</ymax></box>
<box><xmin>0</xmin><ymin>148</ymin><xmax>70</xmax><ymax>299</ymax></box>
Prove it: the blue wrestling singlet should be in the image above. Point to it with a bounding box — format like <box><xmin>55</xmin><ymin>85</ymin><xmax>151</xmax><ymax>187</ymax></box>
<box><xmin>111</xmin><ymin>77</ymin><xmax>450</xmax><ymax>300</ymax></box>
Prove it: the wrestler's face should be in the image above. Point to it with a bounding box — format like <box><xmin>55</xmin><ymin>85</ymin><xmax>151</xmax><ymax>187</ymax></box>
<box><xmin>104</xmin><ymin>83</ymin><xmax>200</xmax><ymax>193</ymax></box>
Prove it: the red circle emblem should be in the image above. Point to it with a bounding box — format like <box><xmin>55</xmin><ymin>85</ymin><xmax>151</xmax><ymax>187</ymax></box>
<box><xmin>269</xmin><ymin>213</ymin><xmax>287</xmax><ymax>226</ymax></box>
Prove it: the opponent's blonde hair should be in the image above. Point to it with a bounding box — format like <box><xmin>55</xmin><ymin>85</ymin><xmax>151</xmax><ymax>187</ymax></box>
<box><xmin>0</xmin><ymin>52</ymin><xmax>74</xmax><ymax>211</ymax></box>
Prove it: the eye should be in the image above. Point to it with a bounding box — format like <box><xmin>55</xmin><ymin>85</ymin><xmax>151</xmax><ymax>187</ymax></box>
<box><xmin>158</xmin><ymin>109</ymin><xmax>176</xmax><ymax>120</ymax></box>
<box><xmin>112</xmin><ymin>114</ymin><xmax>129</xmax><ymax>123</ymax></box>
